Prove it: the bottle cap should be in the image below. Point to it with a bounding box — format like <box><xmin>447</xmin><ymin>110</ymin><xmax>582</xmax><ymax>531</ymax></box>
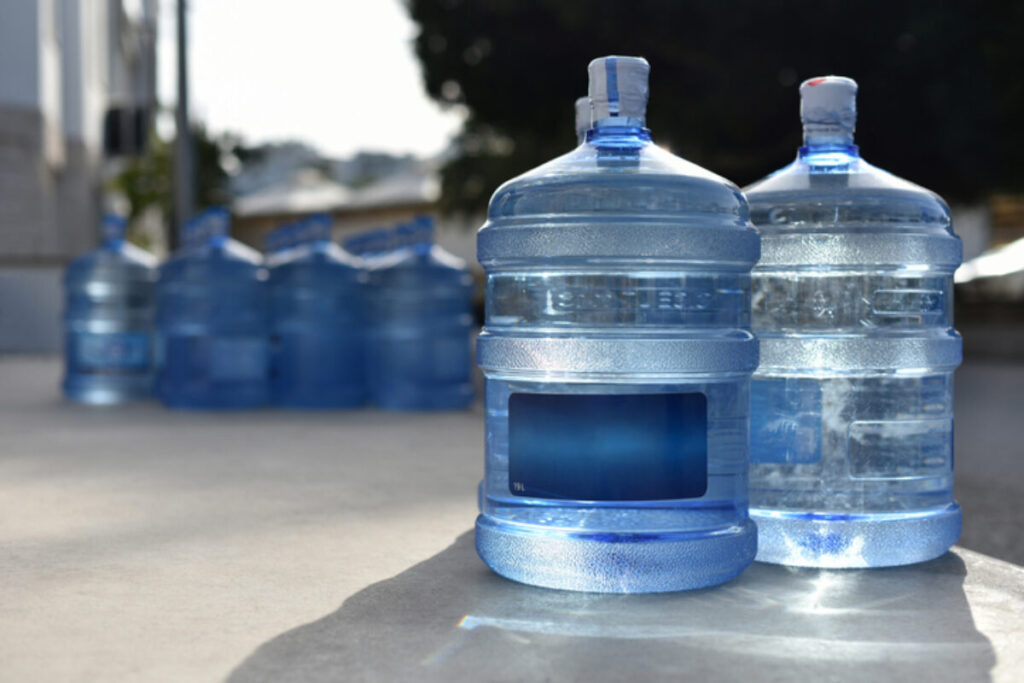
<box><xmin>100</xmin><ymin>215</ymin><xmax>127</xmax><ymax>242</ymax></box>
<box><xmin>800</xmin><ymin>75</ymin><xmax>857</xmax><ymax>139</ymax></box>
<box><xmin>574</xmin><ymin>96</ymin><xmax>591</xmax><ymax>141</ymax></box>
<box><xmin>184</xmin><ymin>207</ymin><xmax>230</xmax><ymax>248</ymax></box>
<box><xmin>588</xmin><ymin>56</ymin><xmax>649</xmax><ymax>123</ymax></box>
<box><xmin>299</xmin><ymin>213</ymin><xmax>332</xmax><ymax>243</ymax></box>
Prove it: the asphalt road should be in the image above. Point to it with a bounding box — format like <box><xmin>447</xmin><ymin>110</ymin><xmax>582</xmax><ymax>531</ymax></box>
<box><xmin>0</xmin><ymin>355</ymin><xmax>1020</xmax><ymax>682</ymax></box>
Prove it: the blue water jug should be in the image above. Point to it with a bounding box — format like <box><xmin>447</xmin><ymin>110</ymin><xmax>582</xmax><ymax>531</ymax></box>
<box><xmin>63</xmin><ymin>215</ymin><xmax>157</xmax><ymax>404</ymax></box>
<box><xmin>269</xmin><ymin>214</ymin><xmax>366</xmax><ymax>408</ymax></box>
<box><xmin>156</xmin><ymin>208</ymin><xmax>270</xmax><ymax>408</ymax></box>
<box><xmin>366</xmin><ymin>216</ymin><xmax>474</xmax><ymax>410</ymax></box>
<box><xmin>474</xmin><ymin>56</ymin><xmax>760</xmax><ymax>592</ymax></box>
<box><xmin>746</xmin><ymin>76</ymin><xmax>962</xmax><ymax>567</ymax></box>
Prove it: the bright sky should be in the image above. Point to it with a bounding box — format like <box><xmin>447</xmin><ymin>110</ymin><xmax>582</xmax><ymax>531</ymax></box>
<box><xmin>156</xmin><ymin>0</ymin><xmax>464</xmax><ymax>158</ymax></box>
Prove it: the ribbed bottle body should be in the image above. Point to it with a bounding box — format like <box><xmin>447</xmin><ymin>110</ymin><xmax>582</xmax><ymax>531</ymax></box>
<box><xmin>748</xmin><ymin>162</ymin><xmax>962</xmax><ymax>567</ymax></box>
<box><xmin>63</xmin><ymin>241</ymin><xmax>157</xmax><ymax>404</ymax></box>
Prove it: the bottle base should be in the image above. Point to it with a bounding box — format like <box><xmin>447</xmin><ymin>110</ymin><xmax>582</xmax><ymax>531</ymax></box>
<box><xmin>63</xmin><ymin>377</ymin><xmax>152</xmax><ymax>405</ymax></box>
<box><xmin>475</xmin><ymin>514</ymin><xmax>757</xmax><ymax>593</ymax></box>
<box><xmin>750</xmin><ymin>503</ymin><xmax>961</xmax><ymax>568</ymax></box>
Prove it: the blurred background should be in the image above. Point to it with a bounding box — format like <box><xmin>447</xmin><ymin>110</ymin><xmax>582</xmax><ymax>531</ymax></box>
<box><xmin>0</xmin><ymin>0</ymin><xmax>1022</xmax><ymax>560</ymax></box>
<box><xmin>3</xmin><ymin>0</ymin><xmax>1023</xmax><ymax>351</ymax></box>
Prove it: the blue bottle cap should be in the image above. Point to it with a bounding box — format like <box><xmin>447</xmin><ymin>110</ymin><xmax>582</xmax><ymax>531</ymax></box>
<box><xmin>184</xmin><ymin>207</ymin><xmax>230</xmax><ymax>248</ymax></box>
<box><xmin>100</xmin><ymin>214</ymin><xmax>127</xmax><ymax>242</ymax></box>
<box><xmin>301</xmin><ymin>213</ymin><xmax>333</xmax><ymax>243</ymax></box>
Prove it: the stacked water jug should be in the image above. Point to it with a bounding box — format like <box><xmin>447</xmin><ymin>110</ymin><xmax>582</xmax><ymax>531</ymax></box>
<box><xmin>62</xmin><ymin>210</ymin><xmax>475</xmax><ymax>412</ymax></box>
<box><xmin>63</xmin><ymin>215</ymin><xmax>157</xmax><ymax>404</ymax></box>
<box><xmin>474</xmin><ymin>57</ymin><xmax>961</xmax><ymax>592</ymax></box>
<box><xmin>267</xmin><ymin>214</ymin><xmax>365</xmax><ymax>408</ymax></box>
<box><xmin>365</xmin><ymin>216</ymin><xmax>475</xmax><ymax>410</ymax></box>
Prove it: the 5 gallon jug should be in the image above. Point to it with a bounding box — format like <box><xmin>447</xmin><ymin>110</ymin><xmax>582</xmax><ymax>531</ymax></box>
<box><xmin>475</xmin><ymin>56</ymin><xmax>761</xmax><ymax>592</ymax></box>
<box><xmin>366</xmin><ymin>216</ymin><xmax>474</xmax><ymax>410</ymax></box>
<box><xmin>156</xmin><ymin>208</ymin><xmax>270</xmax><ymax>408</ymax></box>
<box><xmin>746</xmin><ymin>76</ymin><xmax>962</xmax><ymax>567</ymax></box>
<box><xmin>63</xmin><ymin>215</ymin><xmax>157</xmax><ymax>404</ymax></box>
<box><xmin>269</xmin><ymin>214</ymin><xmax>366</xmax><ymax>408</ymax></box>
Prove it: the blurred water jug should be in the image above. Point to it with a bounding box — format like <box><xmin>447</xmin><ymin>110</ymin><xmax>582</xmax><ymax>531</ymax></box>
<box><xmin>269</xmin><ymin>214</ymin><xmax>366</xmax><ymax>408</ymax></box>
<box><xmin>156</xmin><ymin>208</ymin><xmax>270</xmax><ymax>408</ymax></box>
<box><xmin>366</xmin><ymin>216</ymin><xmax>474</xmax><ymax>410</ymax></box>
<box><xmin>474</xmin><ymin>56</ymin><xmax>760</xmax><ymax>592</ymax></box>
<box><xmin>746</xmin><ymin>76</ymin><xmax>962</xmax><ymax>567</ymax></box>
<box><xmin>63</xmin><ymin>215</ymin><xmax>157</xmax><ymax>404</ymax></box>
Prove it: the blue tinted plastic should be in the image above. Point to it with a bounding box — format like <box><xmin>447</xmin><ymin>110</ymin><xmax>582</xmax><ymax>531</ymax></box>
<box><xmin>156</xmin><ymin>208</ymin><xmax>270</xmax><ymax>408</ymax></box>
<box><xmin>474</xmin><ymin>56</ymin><xmax>760</xmax><ymax>593</ymax></box>
<box><xmin>268</xmin><ymin>215</ymin><xmax>366</xmax><ymax>408</ymax></box>
<box><xmin>508</xmin><ymin>392</ymin><xmax>708</xmax><ymax>501</ymax></box>
<box><xmin>746</xmin><ymin>77</ymin><xmax>962</xmax><ymax>568</ymax></box>
<box><xmin>63</xmin><ymin>215</ymin><xmax>157</xmax><ymax>404</ymax></box>
<box><xmin>365</xmin><ymin>217</ymin><xmax>474</xmax><ymax>410</ymax></box>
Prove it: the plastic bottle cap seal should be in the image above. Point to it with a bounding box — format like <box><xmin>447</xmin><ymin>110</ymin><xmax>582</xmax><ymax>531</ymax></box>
<box><xmin>588</xmin><ymin>56</ymin><xmax>649</xmax><ymax>122</ymax></box>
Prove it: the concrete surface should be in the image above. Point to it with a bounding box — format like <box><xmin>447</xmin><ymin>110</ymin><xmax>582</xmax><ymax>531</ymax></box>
<box><xmin>0</xmin><ymin>357</ymin><xmax>1021</xmax><ymax>682</ymax></box>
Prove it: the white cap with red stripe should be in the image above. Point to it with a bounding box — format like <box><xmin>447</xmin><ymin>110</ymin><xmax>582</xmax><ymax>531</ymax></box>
<box><xmin>800</xmin><ymin>75</ymin><xmax>858</xmax><ymax>140</ymax></box>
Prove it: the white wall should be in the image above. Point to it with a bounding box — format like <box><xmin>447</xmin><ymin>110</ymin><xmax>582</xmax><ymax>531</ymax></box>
<box><xmin>0</xmin><ymin>1</ymin><xmax>41</xmax><ymax>107</ymax></box>
<box><xmin>60</xmin><ymin>0</ymin><xmax>110</xmax><ymax>153</ymax></box>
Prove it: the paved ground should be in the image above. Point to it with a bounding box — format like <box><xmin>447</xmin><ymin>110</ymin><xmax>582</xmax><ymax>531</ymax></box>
<box><xmin>953</xmin><ymin>358</ymin><xmax>1024</xmax><ymax>565</ymax></box>
<box><xmin>0</xmin><ymin>356</ymin><xmax>1020</xmax><ymax>682</ymax></box>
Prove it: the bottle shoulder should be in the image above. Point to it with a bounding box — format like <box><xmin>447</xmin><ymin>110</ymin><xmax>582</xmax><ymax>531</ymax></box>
<box><xmin>369</xmin><ymin>244</ymin><xmax>468</xmax><ymax>274</ymax></box>
<box><xmin>160</xmin><ymin>238</ymin><xmax>266</xmax><ymax>282</ymax></box>
<box><xmin>66</xmin><ymin>242</ymin><xmax>157</xmax><ymax>283</ymax></box>
<box><xmin>369</xmin><ymin>245</ymin><xmax>472</xmax><ymax>289</ymax></box>
<box><xmin>744</xmin><ymin>153</ymin><xmax>953</xmax><ymax>235</ymax></box>
<box><xmin>485</xmin><ymin>140</ymin><xmax>749</xmax><ymax>223</ymax></box>
<box><xmin>269</xmin><ymin>241</ymin><xmax>361</xmax><ymax>271</ymax></box>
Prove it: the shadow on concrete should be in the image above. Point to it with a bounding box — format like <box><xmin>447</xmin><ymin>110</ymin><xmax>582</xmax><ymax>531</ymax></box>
<box><xmin>227</xmin><ymin>531</ymin><xmax>995</xmax><ymax>682</ymax></box>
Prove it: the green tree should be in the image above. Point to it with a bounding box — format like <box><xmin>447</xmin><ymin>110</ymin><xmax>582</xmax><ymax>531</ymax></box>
<box><xmin>110</xmin><ymin>124</ymin><xmax>244</xmax><ymax>243</ymax></box>
<box><xmin>410</xmin><ymin>0</ymin><xmax>1024</xmax><ymax>214</ymax></box>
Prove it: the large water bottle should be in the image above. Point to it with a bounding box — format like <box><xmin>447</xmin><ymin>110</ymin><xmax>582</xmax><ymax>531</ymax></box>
<box><xmin>63</xmin><ymin>215</ymin><xmax>157</xmax><ymax>404</ymax></box>
<box><xmin>156</xmin><ymin>208</ymin><xmax>270</xmax><ymax>408</ymax></box>
<box><xmin>366</xmin><ymin>216</ymin><xmax>474</xmax><ymax>410</ymax></box>
<box><xmin>269</xmin><ymin>214</ymin><xmax>366</xmax><ymax>408</ymax></box>
<box><xmin>475</xmin><ymin>56</ymin><xmax>760</xmax><ymax>592</ymax></box>
<box><xmin>746</xmin><ymin>76</ymin><xmax>962</xmax><ymax>567</ymax></box>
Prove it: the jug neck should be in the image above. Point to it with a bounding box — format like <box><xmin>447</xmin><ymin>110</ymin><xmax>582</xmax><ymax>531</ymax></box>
<box><xmin>588</xmin><ymin>117</ymin><xmax>651</xmax><ymax>144</ymax></box>
<box><xmin>799</xmin><ymin>137</ymin><xmax>859</xmax><ymax>162</ymax></box>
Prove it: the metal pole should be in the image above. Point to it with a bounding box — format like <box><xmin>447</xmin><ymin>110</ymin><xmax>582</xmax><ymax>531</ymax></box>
<box><xmin>173</xmin><ymin>0</ymin><xmax>194</xmax><ymax>248</ymax></box>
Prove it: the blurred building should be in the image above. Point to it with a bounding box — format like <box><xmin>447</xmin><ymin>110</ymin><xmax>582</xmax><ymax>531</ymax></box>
<box><xmin>230</xmin><ymin>151</ymin><xmax>480</xmax><ymax>266</ymax></box>
<box><xmin>0</xmin><ymin>0</ymin><xmax>156</xmax><ymax>351</ymax></box>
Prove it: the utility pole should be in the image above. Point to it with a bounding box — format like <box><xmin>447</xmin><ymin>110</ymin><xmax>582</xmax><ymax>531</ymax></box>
<box><xmin>173</xmin><ymin>0</ymin><xmax>194</xmax><ymax>248</ymax></box>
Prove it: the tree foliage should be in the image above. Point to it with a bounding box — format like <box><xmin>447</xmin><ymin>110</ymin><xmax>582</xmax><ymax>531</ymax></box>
<box><xmin>409</xmin><ymin>0</ymin><xmax>1024</xmax><ymax>213</ymax></box>
<box><xmin>110</xmin><ymin>124</ymin><xmax>242</xmax><ymax>236</ymax></box>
